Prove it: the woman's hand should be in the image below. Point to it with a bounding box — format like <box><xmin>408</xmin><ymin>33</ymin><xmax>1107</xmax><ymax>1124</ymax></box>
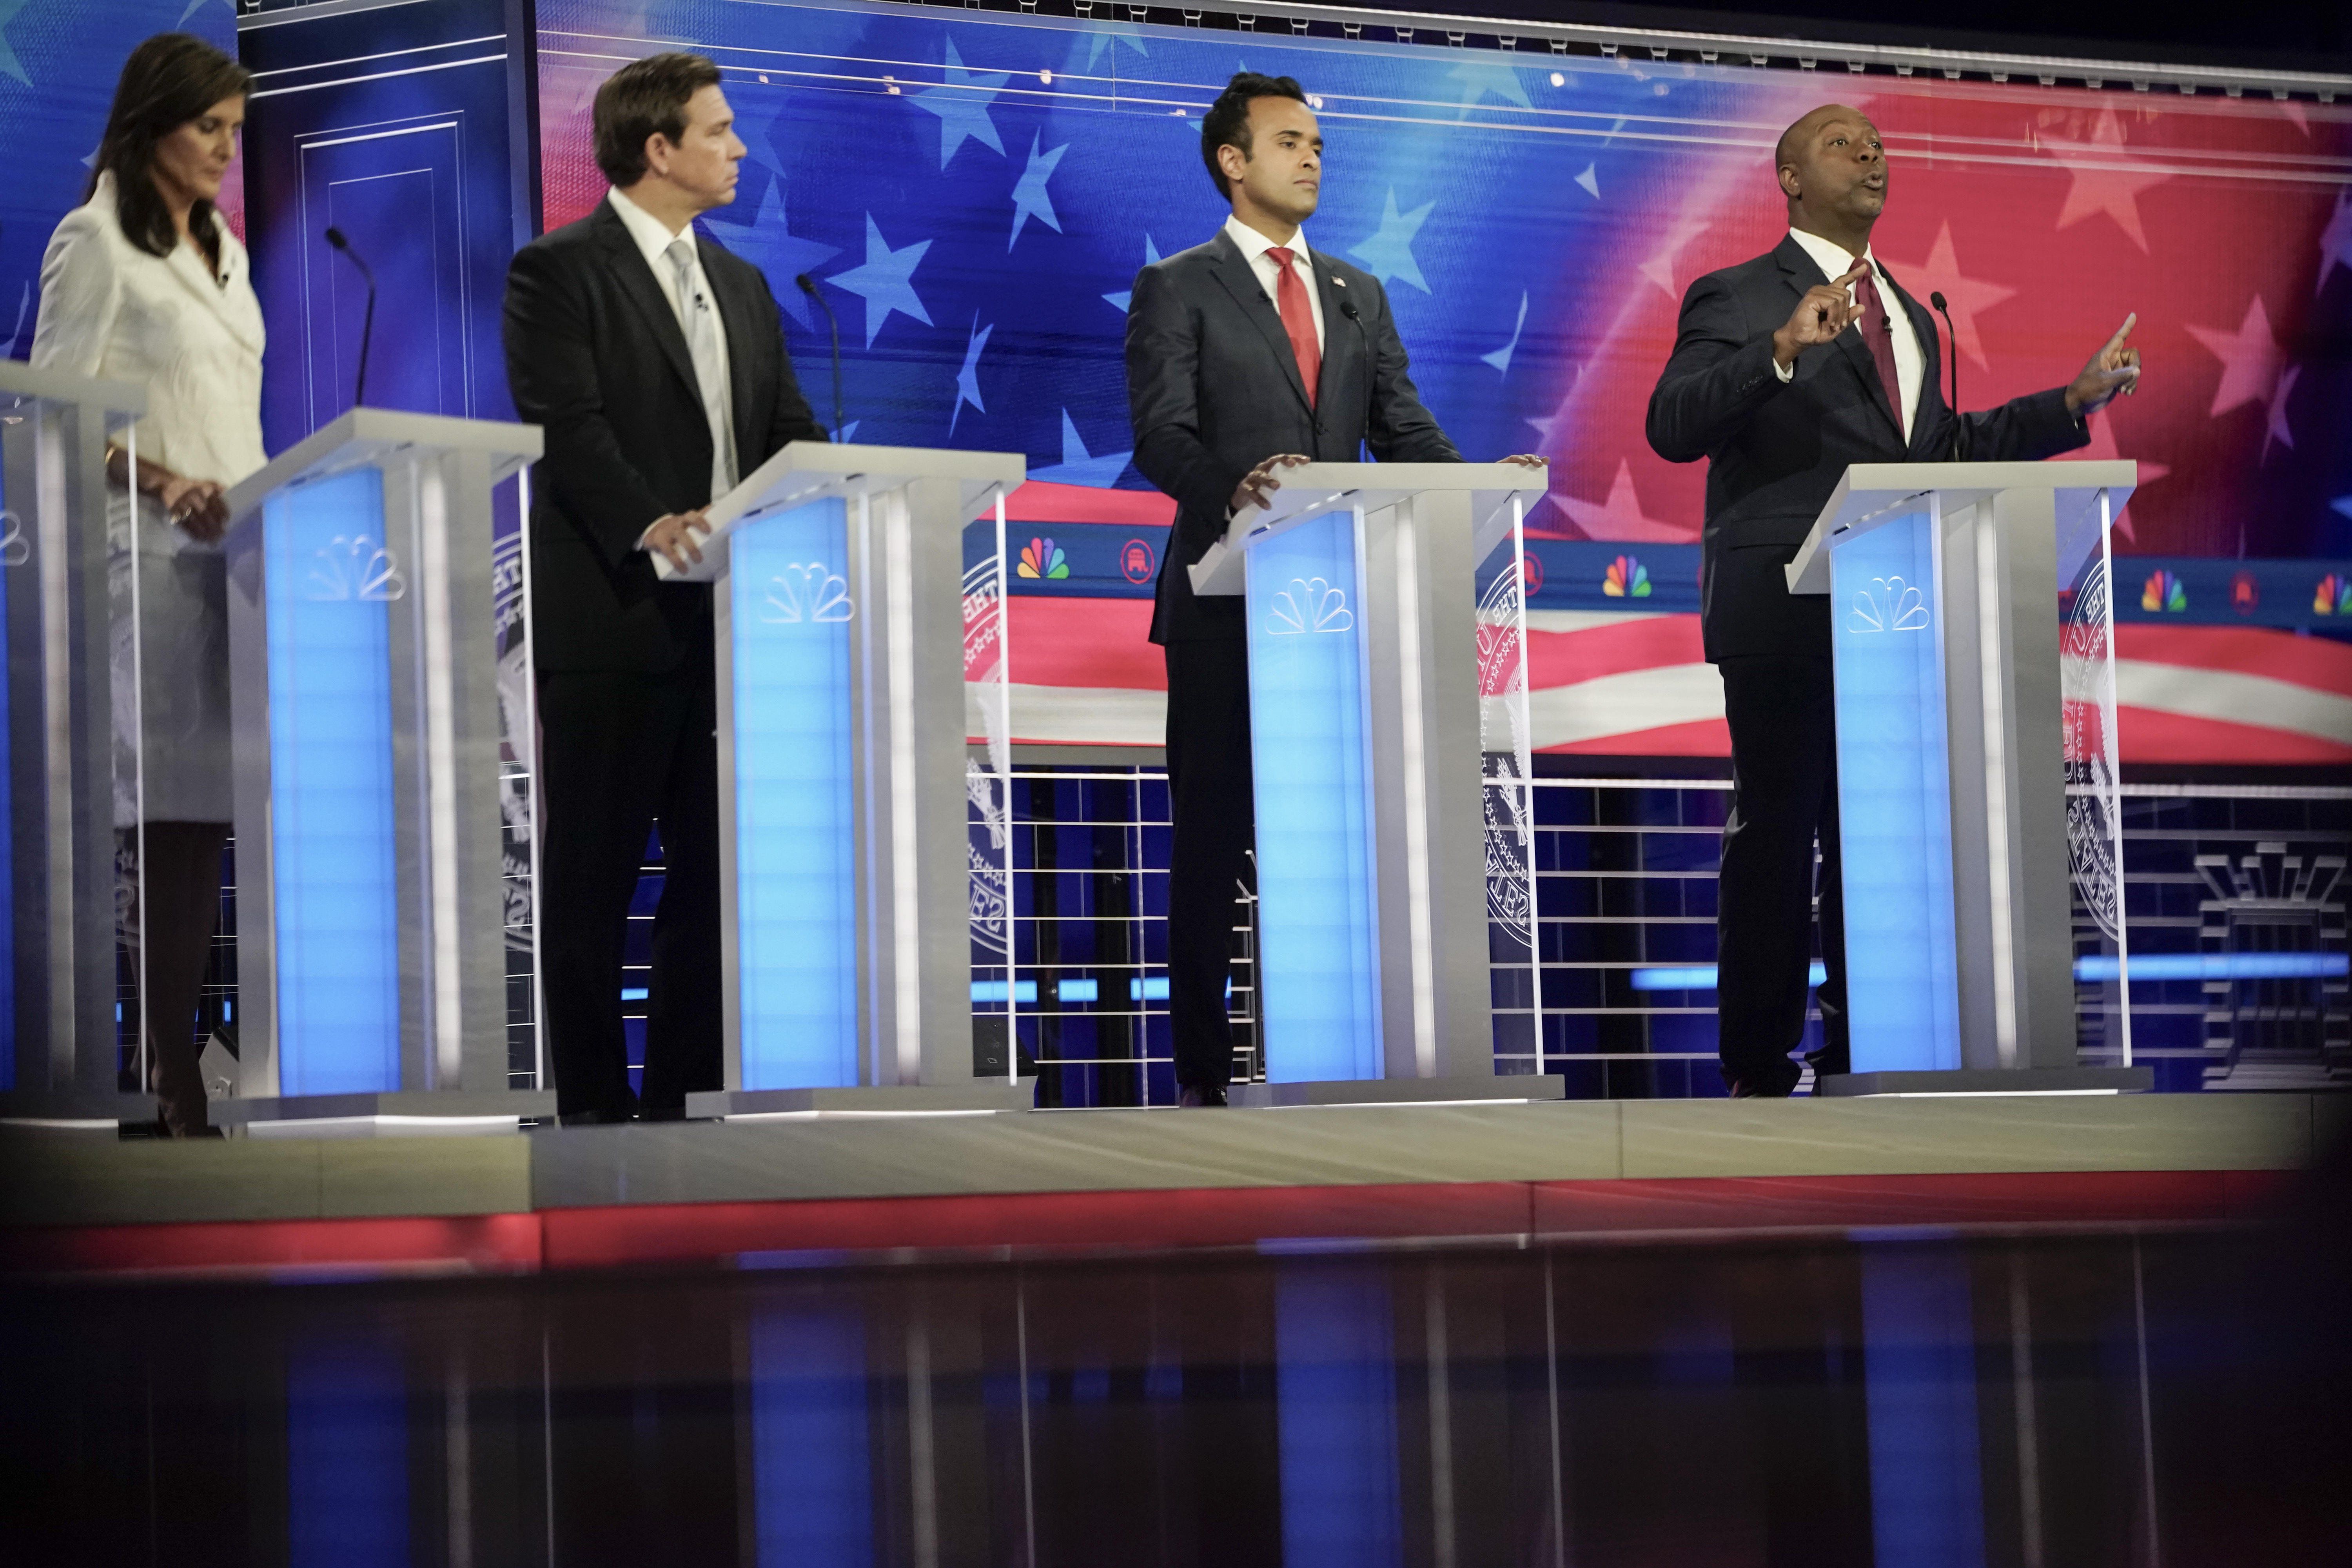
<box><xmin>107</xmin><ymin>445</ymin><xmax>230</xmax><ymax>543</ymax></box>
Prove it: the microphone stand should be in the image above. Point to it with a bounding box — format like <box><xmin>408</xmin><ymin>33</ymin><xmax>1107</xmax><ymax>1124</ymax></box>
<box><xmin>796</xmin><ymin>273</ymin><xmax>846</xmax><ymax>441</ymax></box>
<box><xmin>1930</xmin><ymin>290</ymin><xmax>1968</xmax><ymax>463</ymax></box>
<box><xmin>325</xmin><ymin>227</ymin><xmax>377</xmax><ymax>409</ymax></box>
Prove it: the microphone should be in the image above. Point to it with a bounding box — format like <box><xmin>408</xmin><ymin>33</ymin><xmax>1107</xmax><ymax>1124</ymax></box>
<box><xmin>324</xmin><ymin>227</ymin><xmax>376</xmax><ymax>410</ymax></box>
<box><xmin>1338</xmin><ymin>299</ymin><xmax>1361</xmax><ymax>325</ymax></box>
<box><xmin>1929</xmin><ymin>290</ymin><xmax>1969</xmax><ymax>463</ymax></box>
<box><xmin>795</xmin><ymin>273</ymin><xmax>846</xmax><ymax>443</ymax></box>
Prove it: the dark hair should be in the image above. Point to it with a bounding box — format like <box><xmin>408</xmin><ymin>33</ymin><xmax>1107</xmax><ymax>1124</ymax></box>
<box><xmin>88</xmin><ymin>34</ymin><xmax>252</xmax><ymax>270</ymax></box>
<box><xmin>1200</xmin><ymin>73</ymin><xmax>1309</xmax><ymax>199</ymax></box>
<box><xmin>593</xmin><ymin>53</ymin><xmax>724</xmax><ymax>186</ymax></box>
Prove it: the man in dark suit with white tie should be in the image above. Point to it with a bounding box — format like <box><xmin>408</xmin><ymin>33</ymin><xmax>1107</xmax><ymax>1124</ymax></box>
<box><xmin>1126</xmin><ymin>73</ymin><xmax>1542</xmax><ymax>1106</ymax></box>
<box><xmin>504</xmin><ymin>53</ymin><xmax>826</xmax><ymax>1124</ymax></box>
<box><xmin>1646</xmin><ymin>103</ymin><xmax>2142</xmax><ymax>1097</ymax></box>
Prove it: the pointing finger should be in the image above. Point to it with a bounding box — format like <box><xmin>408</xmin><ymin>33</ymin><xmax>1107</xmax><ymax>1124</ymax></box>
<box><xmin>2102</xmin><ymin>312</ymin><xmax>2138</xmax><ymax>354</ymax></box>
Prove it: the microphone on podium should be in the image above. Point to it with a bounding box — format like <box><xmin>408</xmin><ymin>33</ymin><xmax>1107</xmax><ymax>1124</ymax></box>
<box><xmin>795</xmin><ymin>273</ymin><xmax>847</xmax><ymax>443</ymax></box>
<box><xmin>324</xmin><ymin>227</ymin><xmax>377</xmax><ymax>410</ymax></box>
<box><xmin>1929</xmin><ymin>290</ymin><xmax>1969</xmax><ymax>462</ymax></box>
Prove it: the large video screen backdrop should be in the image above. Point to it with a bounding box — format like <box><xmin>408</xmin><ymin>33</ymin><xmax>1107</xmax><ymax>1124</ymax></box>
<box><xmin>534</xmin><ymin>0</ymin><xmax>2352</xmax><ymax>765</ymax></box>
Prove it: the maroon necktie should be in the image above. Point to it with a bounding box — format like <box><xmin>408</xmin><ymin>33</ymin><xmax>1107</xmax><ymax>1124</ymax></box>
<box><xmin>1854</xmin><ymin>261</ymin><xmax>1904</xmax><ymax>433</ymax></box>
<box><xmin>1264</xmin><ymin>246</ymin><xmax>1321</xmax><ymax>408</ymax></box>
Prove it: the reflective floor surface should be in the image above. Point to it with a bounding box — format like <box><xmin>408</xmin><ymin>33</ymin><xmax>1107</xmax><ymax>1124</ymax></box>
<box><xmin>6</xmin><ymin>1218</ymin><xmax>2348</xmax><ymax>1567</ymax></box>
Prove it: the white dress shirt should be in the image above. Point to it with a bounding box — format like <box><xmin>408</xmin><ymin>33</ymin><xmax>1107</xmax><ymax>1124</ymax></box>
<box><xmin>1223</xmin><ymin>213</ymin><xmax>1325</xmax><ymax>354</ymax></box>
<box><xmin>1775</xmin><ymin>227</ymin><xmax>1924</xmax><ymax>443</ymax></box>
<box><xmin>608</xmin><ymin>186</ymin><xmax>735</xmax><ymax>528</ymax></box>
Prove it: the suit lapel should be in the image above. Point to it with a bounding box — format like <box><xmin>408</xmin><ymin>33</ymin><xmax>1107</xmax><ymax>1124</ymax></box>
<box><xmin>593</xmin><ymin>203</ymin><xmax>701</xmax><ymax>406</ymax></box>
<box><xmin>699</xmin><ymin>231</ymin><xmax>764</xmax><ymax>458</ymax></box>
<box><xmin>1776</xmin><ymin>236</ymin><xmax>1902</xmax><ymax>441</ymax></box>
<box><xmin>1206</xmin><ymin>230</ymin><xmax>1311</xmax><ymax>414</ymax></box>
<box><xmin>1878</xmin><ymin>261</ymin><xmax>1942</xmax><ymax>456</ymax></box>
<box><xmin>1312</xmin><ymin>260</ymin><xmax>1350</xmax><ymax>412</ymax></box>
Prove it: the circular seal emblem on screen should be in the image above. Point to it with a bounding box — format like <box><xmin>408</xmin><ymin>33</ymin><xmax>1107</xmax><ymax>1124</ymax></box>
<box><xmin>1120</xmin><ymin>538</ymin><xmax>1156</xmax><ymax>584</ymax></box>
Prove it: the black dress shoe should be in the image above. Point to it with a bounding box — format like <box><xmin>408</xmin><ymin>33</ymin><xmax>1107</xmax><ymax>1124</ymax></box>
<box><xmin>1176</xmin><ymin>1083</ymin><xmax>1229</xmax><ymax>1108</ymax></box>
<box><xmin>1722</xmin><ymin>1061</ymin><xmax>1804</xmax><ymax>1098</ymax></box>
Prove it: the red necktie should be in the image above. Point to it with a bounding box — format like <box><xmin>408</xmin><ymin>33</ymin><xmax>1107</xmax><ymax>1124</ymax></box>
<box><xmin>1265</xmin><ymin>245</ymin><xmax>1321</xmax><ymax>408</ymax></box>
<box><xmin>1855</xmin><ymin>261</ymin><xmax>1904</xmax><ymax>435</ymax></box>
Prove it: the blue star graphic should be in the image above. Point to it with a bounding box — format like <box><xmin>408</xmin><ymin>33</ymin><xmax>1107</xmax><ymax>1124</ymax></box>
<box><xmin>1348</xmin><ymin>189</ymin><xmax>1436</xmax><ymax>294</ymax></box>
<box><xmin>1007</xmin><ymin>133</ymin><xmax>1070</xmax><ymax>250</ymax></box>
<box><xmin>178</xmin><ymin>0</ymin><xmax>233</xmax><ymax>24</ymax></box>
<box><xmin>2318</xmin><ymin>188</ymin><xmax>2352</xmax><ymax>296</ymax></box>
<box><xmin>1447</xmin><ymin>60</ymin><xmax>1531</xmax><ymax>117</ymax></box>
<box><xmin>826</xmin><ymin>215</ymin><xmax>933</xmax><ymax>349</ymax></box>
<box><xmin>0</xmin><ymin>0</ymin><xmax>34</xmax><ymax>87</ymax></box>
<box><xmin>914</xmin><ymin>39</ymin><xmax>1009</xmax><ymax>169</ymax></box>
<box><xmin>1080</xmin><ymin>22</ymin><xmax>1149</xmax><ymax>72</ymax></box>
<box><xmin>711</xmin><ymin>174</ymin><xmax>842</xmax><ymax>329</ymax></box>
<box><xmin>1031</xmin><ymin>410</ymin><xmax>1132</xmax><ymax>488</ymax></box>
<box><xmin>1481</xmin><ymin>292</ymin><xmax>1529</xmax><ymax>375</ymax></box>
<box><xmin>1575</xmin><ymin>163</ymin><xmax>1601</xmax><ymax>200</ymax></box>
<box><xmin>1102</xmin><ymin>234</ymin><xmax>1164</xmax><ymax>313</ymax></box>
<box><xmin>2332</xmin><ymin>495</ymin><xmax>2352</xmax><ymax>523</ymax></box>
<box><xmin>951</xmin><ymin>316</ymin><xmax>993</xmax><ymax>436</ymax></box>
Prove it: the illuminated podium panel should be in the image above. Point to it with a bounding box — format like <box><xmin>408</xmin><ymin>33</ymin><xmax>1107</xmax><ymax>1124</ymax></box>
<box><xmin>652</xmin><ymin>442</ymin><xmax>1029</xmax><ymax>1116</ymax></box>
<box><xmin>217</xmin><ymin>409</ymin><xmax>551</xmax><ymax>1127</ymax></box>
<box><xmin>1787</xmin><ymin>460</ymin><xmax>2151</xmax><ymax>1095</ymax></box>
<box><xmin>1190</xmin><ymin>463</ymin><xmax>1562</xmax><ymax>1106</ymax></box>
<box><xmin>0</xmin><ymin>361</ymin><xmax>150</xmax><ymax>1120</ymax></box>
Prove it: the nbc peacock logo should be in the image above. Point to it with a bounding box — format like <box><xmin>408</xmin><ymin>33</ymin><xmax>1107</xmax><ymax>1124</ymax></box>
<box><xmin>1601</xmin><ymin>554</ymin><xmax>1651</xmax><ymax>598</ymax></box>
<box><xmin>1017</xmin><ymin>537</ymin><xmax>1069</xmax><ymax>580</ymax></box>
<box><xmin>2316</xmin><ymin>573</ymin><xmax>2350</xmax><ymax>615</ymax></box>
<box><xmin>2140</xmin><ymin>569</ymin><xmax>2186</xmax><ymax>613</ymax></box>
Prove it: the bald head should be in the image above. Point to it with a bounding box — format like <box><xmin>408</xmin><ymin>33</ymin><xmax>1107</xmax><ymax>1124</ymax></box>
<box><xmin>1775</xmin><ymin>104</ymin><xmax>1887</xmax><ymax>253</ymax></box>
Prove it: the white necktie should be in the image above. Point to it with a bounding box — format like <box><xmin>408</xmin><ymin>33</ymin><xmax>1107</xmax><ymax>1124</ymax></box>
<box><xmin>665</xmin><ymin>236</ymin><xmax>737</xmax><ymax>502</ymax></box>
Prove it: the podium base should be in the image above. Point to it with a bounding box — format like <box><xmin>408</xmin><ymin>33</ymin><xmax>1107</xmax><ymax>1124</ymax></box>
<box><xmin>688</xmin><ymin>1081</ymin><xmax>1037</xmax><ymax>1118</ymax></box>
<box><xmin>1230</xmin><ymin>1075</ymin><xmax>1566</xmax><ymax>1108</ymax></box>
<box><xmin>214</xmin><ymin>1090</ymin><xmax>557</xmax><ymax>1133</ymax></box>
<box><xmin>1816</xmin><ymin>1067</ymin><xmax>2154</xmax><ymax>1097</ymax></box>
<box><xmin>0</xmin><ymin>1091</ymin><xmax>159</xmax><ymax>1128</ymax></box>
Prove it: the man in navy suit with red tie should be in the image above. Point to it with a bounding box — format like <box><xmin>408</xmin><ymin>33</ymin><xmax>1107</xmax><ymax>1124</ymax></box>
<box><xmin>1125</xmin><ymin>72</ymin><xmax>1541</xmax><ymax>1106</ymax></box>
<box><xmin>1647</xmin><ymin>104</ymin><xmax>2143</xmax><ymax>1097</ymax></box>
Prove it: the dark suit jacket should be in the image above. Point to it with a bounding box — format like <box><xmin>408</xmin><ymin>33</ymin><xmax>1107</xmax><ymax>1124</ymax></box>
<box><xmin>503</xmin><ymin>199</ymin><xmax>826</xmax><ymax>673</ymax></box>
<box><xmin>1126</xmin><ymin>227</ymin><xmax>1461</xmax><ymax>643</ymax></box>
<box><xmin>1646</xmin><ymin>233</ymin><xmax>2087</xmax><ymax>662</ymax></box>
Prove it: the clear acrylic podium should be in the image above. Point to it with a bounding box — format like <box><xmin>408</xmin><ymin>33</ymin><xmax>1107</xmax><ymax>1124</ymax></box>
<box><xmin>0</xmin><ymin>361</ymin><xmax>151</xmax><ymax>1121</ymax></box>
<box><xmin>653</xmin><ymin>441</ymin><xmax>1032</xmax><ymax>1116</ymax></box>
<box><xmin>1189</xmin><ymin>462</ymin><xmax>1564</xmax><ymax>1106</ymax></box>
<box><xmin>215</xmin><ymin>409</ymin><xmax>554</xmax><ymax>1129</ymax></box>
<box><xmin>1785</xmin><ymin>460</ymin><xmax>2151</xmax><ymax>1094</ymax></box>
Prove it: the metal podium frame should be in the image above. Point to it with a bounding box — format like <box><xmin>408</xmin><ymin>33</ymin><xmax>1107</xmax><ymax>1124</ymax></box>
<box><xmin>1191</xmin><ymin>461</ymin><xmax>1563</xmax><ymax>1107</ymax></box>
<box><xmin>1786</xmin><ymin>459</ymin><xmax>2152</xmax><ymax>1095</ymax></box>
<box><xmin>0</xmin><ymin>361</ymin><xmax>151</xmax><ymax>1122</ymax></box>
<box><xmin>215</xmin><ymin>408</ymin><xmax>552</xmax><ymax>1128</ymax></box>
<box><xmin>657</xmin><ymin>441</ymin><xmax>1031</xmax><ymax>1116</ymax></box>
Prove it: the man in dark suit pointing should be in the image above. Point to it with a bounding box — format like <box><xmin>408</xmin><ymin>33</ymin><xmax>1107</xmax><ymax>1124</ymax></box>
<box><xmin>504</xmin><ymin>52</ymin><xmax>826</xmax><ymax>1123</ymax></box>
<box><xmin>1646</xmin><ymin>103</ymin><xmax>2141</xmax><ymax>1097</ymax></box>
<box><xmin>1126</xmin><ymin>72</ymin><xmax>1541</xmax><ymax>1106</ymax></box>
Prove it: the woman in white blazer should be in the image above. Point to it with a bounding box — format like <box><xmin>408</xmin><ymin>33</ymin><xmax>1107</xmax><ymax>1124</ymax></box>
<box><xmin>31</xmin><ymin>34</ymin><xmax>260</xmax><ymax>1136</ymax></box>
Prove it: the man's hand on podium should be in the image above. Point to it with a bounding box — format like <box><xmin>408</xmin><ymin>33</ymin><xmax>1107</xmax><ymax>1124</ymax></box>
<box><xmin>1500</xmin><ymin>454</ymin><xmax>1548</xmax><ymax>469</ymax></box>
<box><xmin>1772</xmin><ymin>257</ymin><xmax>1872</xmax><ymax>370</ymax></box>
<box><xmin>2064</xmin><ymin>314</ymin><xmax>2142</xmax><ymax>417</ymax></box>
<box><xmin>1232</xmin><ymin>453</ymin><xmax>1310</xmax><ymax>515</ymax></box>
<box><xmin>643</xmin><ymin>509</ymin><xmax>710</xmax><ymax>574</ymax></box>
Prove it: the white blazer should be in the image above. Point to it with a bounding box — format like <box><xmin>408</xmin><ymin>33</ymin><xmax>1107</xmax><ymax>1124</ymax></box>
<box><xmin>31</xmin><ymin>172</ymin><xmax>267</xmax><ymax>824</ymax></box>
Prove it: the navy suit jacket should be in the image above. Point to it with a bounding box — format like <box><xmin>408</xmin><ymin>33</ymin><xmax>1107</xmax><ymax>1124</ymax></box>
<box><xmin>1646</xmin><ymin>233</ymin><xmax>2087</xmax><ymax>662</ymax></box>
<box><xmin>1125</xmin><ymin>227</ymin><xmax>1460</xmax><ymax>643</ymax></box>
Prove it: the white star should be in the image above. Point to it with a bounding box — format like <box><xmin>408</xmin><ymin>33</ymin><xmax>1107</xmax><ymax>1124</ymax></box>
<box><xmin>1102</xmin><ymin>234</ymin><xmax>1163</xmax><ymax>313</ymax></box>
<box><xmin>1553</xmin><ymin>459</ymin><xmax>1693</xmax><ymax>543</ymax></box>
<box><xmin>825</xmin><ymin>215</ymin><xmax>933</xmax><ymax>349</ymax></box>
<box><xmin>2318</xmin><ymin>187</ymin><xmax>2352</xmax><ymax>297</ymax></box>
<box><xmin>951</xmin><ymin>316</ymin><xmax>993</xmax><ymax>436</ymax></box>
<box><xmin>711</xmin><ymin>174</ymin><xmax>841</xmax><ymax>329</ymax></box>
<box><xmin>2264</xmin><ymin>365</ymin><xmax>2300</xmax><ymax>461</ymax></box>
<box><xmin>2185</xmin><ymin>294</ymin><xmax>2288</xmax><ymax>419</ymax></box>
<box><xmin>1481</xmin><ymin>292</ymin><xmax>1529</xmax><ymax>375</ymax></box>
<box><xmin>1447</xmin><ymin>60</ymin><xmax>1531</xmax><ymax>117</ymax></box>
<box><xmin>1007</xmin><ymin>133</ymin><xmax>1070</xmax><ymax>250</ymax></box>
<box><xmin>0</xmin><ymin>0</ymin><xmax>33</xmax><ymax>86</ymax></box>
<box><xmin>1883</xmin><ymin>222</ymin><xmax>2015</xmax><ymax>372</ymax></box>
<box><xmin>1637</xmin><ymin>217</ymin><xmax>1709</xmax><ymax>298</ymax></box>
<box><xmin>1030</xmin><ymin>410</ymin><xmax>1132</xmax><ymax>488</ymax></box>
<box><xmin>1574</xmin><ymin>163</ymin><xmax>1600</xmax><ymax>200</ymax></box>
<box><xmin>1523</xmin><ymin>365</ymin><xmax>1582</xmax><ymax>452</ymax></box>
<box><xmin>913</xmin><ymin>40</ymin><xmax>1009</xmax><ymax>169</ymax></box>
<box><xmin>1081</xmin><ymin>22</ymin><xmax>1149</xmax><ymax>72</ymax></box>
<box><xmin>1347</xmin><ymin>188</ymin><xmax>1435</xmax><ymax>294</ymax></box>
<box><xmin>2050</xmin><ymin>108</ymin><xmax>2169</xmax><ymax>254</ymax></box>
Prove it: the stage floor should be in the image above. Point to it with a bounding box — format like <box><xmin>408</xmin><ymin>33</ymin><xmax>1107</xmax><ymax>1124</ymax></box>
<box><xmin>3</xmin><ymin>1094</ymin><xmax>2339</xmax><ymax>1278</ymax></box>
